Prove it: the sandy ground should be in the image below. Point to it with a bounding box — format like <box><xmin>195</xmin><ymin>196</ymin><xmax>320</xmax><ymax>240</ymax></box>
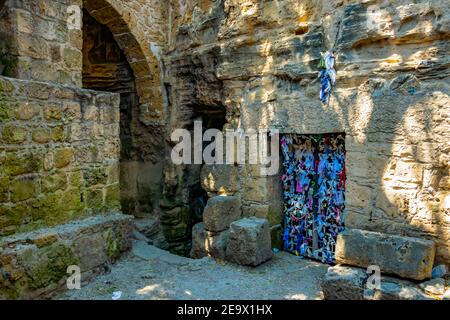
<box><xmin>58</xmin><ymin>241</ymin><xmax>329</xmax><ymax>300</ymax></box>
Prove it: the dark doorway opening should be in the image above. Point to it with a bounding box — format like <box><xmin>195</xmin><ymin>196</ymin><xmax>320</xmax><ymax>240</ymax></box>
<box><xmin>82</xmin><ymin>9</ymin><xmax>163</xmax><ymax>227</ymax></box>
<box><xmin>189</xmin><ymin>105</ymin><xmax>227</xmax><ymax>243</ymax></box>
<box><xmin>280</xmin><ymin>133</ymin><xmax>346</xmax><ymax>263</ymax></box>
<box><xmin>0</xmin><ymin>1</ymin><xmax>16</xmax><ymax>77</ymax></box>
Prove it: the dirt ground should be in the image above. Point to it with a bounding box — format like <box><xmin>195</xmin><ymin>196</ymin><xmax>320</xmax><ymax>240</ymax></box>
<box><xmin>58</xmin><ymin>241</ymin><xmax>329</xmax><ymax>300</ymax></box>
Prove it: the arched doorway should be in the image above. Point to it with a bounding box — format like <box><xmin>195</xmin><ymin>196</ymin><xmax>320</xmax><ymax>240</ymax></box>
<box><xmin>81</xmin><ymin>0</ymin><xmax>215</xmax><ymax>256</ymax></box>
<box><xmin>81</xmin><ymin>6</ymin><xmax>165</xmax><ymax>245</ymax></box>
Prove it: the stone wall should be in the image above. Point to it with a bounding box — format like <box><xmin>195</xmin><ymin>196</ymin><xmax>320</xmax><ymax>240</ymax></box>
<box><xmin>165</xmin><ymin>0</ymin><xmax>450</xmax><ymax>265</ymax></box>
<box><xmin>0</xmin><ymin>0</ymin><xmax>448</xmax><ymax>283</ymax></box>
<box><xmin>0</xmin><ymin>0</ymin><xmax>83</xmax><ymax>86</ymax></box>
<box><xmin>0</xmin><ymin>0</ymin><xmax>168</xmax><ymax>121</ymax></box>
<box><xmin>0</xmin><ymin>0</ymin><xmax>172</xmax><ymax>298</ymax></box>
<box><xmin>0</xmin><ymin>213</ymin><xmax>132</xmax><ymax>299</ymax></box>
<box><xmin>0</xmin><ymin>76</ymin><xmax>121</xmax><ymax>236</ymax></box>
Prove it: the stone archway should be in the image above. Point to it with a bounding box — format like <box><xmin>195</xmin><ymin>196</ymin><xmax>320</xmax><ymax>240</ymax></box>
<box><xmin>83</xmin><ymin>0</ymin><xmax>164</xmax><ymax>121</ymax></box>
<box><xmin>82</xmin><ymin>1</ymin><xmax>166</xmax><ymax>246</ymax></box>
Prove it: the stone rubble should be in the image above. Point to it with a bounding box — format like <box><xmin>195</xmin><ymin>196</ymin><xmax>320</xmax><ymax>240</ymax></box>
<box><xmin>322</xmin><ymin>264</ymin><xmax>450</xmax><ymax>300</ymax></box>
<box><xmin>419</xmin><ymin>278</ymin><xmax>446</xmax><ymax>296</ymax></box>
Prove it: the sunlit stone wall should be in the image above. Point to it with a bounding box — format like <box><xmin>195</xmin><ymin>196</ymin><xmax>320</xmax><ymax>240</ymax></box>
<box><xmin>166</xmin><ymin>0</ymin><xmax>450</xmax><ymax>264</ymax></box>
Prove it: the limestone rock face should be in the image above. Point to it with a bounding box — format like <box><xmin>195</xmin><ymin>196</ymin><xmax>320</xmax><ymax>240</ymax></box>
<box><xmin>203</xmin><ymin>195</ymin><xmax>241</xmax><ymax>232</ymax></box>
<box><xmin>166</xmin><ymin>0</ymin><xmax>450</xmax><ymax>266</ymax></box>
<box><xmin>335</xmin><ymin>228</ymin><xmax>435</xmax><ymax>281</ymax></box>
<box><xmin>1</xmin><ymin>0</ymin><xmax>450</xmax><ymax>301</ymax></box>
<box><xmin>225</xmin><ymin>217</ymin><xmax>272</xmax><ymax>266</ymax></box>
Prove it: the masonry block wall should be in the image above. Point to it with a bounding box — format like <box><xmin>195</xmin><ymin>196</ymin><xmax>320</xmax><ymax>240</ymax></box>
<box><xmin>0</xmin><ymin>76</ymin><xmax>121</xmax><ymax>236</ymax></box>
<box><xmin>0</xmin><ymin>0</ymin><xmax>83</xmax><ymax>86</ymax></box>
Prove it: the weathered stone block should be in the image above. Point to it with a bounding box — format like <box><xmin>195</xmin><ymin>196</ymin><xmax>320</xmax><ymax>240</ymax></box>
<box><xmin>82</xmin><ymin>105</ymin><xmax>98</xmax><ymax>121</ymax></box>
<box><xmin>190</xmin><ymin>222</ymin><xmax>229</xmax><ymax>260</ymax></box>
<box><xmin>2</xmin><ymin>124</ymin><xmax>27</xmax><ymax>144</ymax></box>
<box><xmin>322</xmin><ymin>265</ymin><xmax>433</xmax><ymax>300</ymax></box>
<box><xmin>63</xmin><ymin>101</ymin><xmax>81</xmax><ymax>120</ymax></box>
<box><xmin>242</xmin><ymin>177</ymin><xmax>273</xmax><ymax>202</ymax></box>
<box><xmin>4</xmin><ymin>152</ymin><xmax>42</xmax><ymax>176</ymax></box>
<box><xmin>16</xmin><ymin>102</ymin><xmax>39</xmax><ymax>120</ymax></box>
<box><xmin>243</xmin><ymin>202</ymin><xmax>283</xmax><ymax>226</ymax></box>
<box><xmin>0</xmin><ymin>100</ymin><xmax>16</xmax><ymax>121</ymax></box>
<box><xmin>10</xmin><ymin>176</ymin><xmax>39</xmax><ymax>202</ymax></box>
<box><xmin>321</xmin><ymin>265</ymin><xmax>367</xmax><ymax>300</ymax></box>
<box><xmin>200</xmin><ymin>164</ymin><xmax>239</xmax><ymax>195</ymax></box>
<box><xmin>42</xmin><ymin>171</ymin><xmax>67</xmax><ymax>193</ymax></box>
<box><xmin>32</xmin><ymin>127</ymin><xmax>51</xmax><ymax>143</ymax></box>
<box><xmin>44</xmin><ymin>104</ymin><xmax>62</xmax><ymax>120</ymax></box>
<box><xmin>335</xmin><ymin>228</ymin><xmax>435</xmax><ymax>281</ymax></box>
<box><xmin>225</xmin><ymin>217</ymin><xmax>272</xmax><ymax>266</ymax></box>
<box><xmin>54</xmin><ymin>148</ymin><xmax>73</xmax><ymax>168</ymax></box>
<box><xmin>242</xmin><ymin>204</ymin><xmax>269</xmax><ymax>218</ymax></box>
<box><xmin>203</xmin><ymin>195</ymin><xmax>241</xmax><ymax>232</ymax></box>
<box><xmin>51</xmin><ymin>126</ymin><xmax>66</xmax><ymax>142</ymax></box>
<box><xmin>62</xmin><ymin>47</ymin><xmax>82</xmax><ymax>70</ymax></box>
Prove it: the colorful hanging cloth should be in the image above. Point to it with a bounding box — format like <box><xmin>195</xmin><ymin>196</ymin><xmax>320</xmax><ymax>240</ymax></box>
<box><xmin>318</xmin><ymin>51</ymin><xmax>336</xmax><ymax>103</ymax></box>
<box><xmin>280</xmin><ymin>134</ymin><xmax>346</xmax><ymax>264</ymax></box>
